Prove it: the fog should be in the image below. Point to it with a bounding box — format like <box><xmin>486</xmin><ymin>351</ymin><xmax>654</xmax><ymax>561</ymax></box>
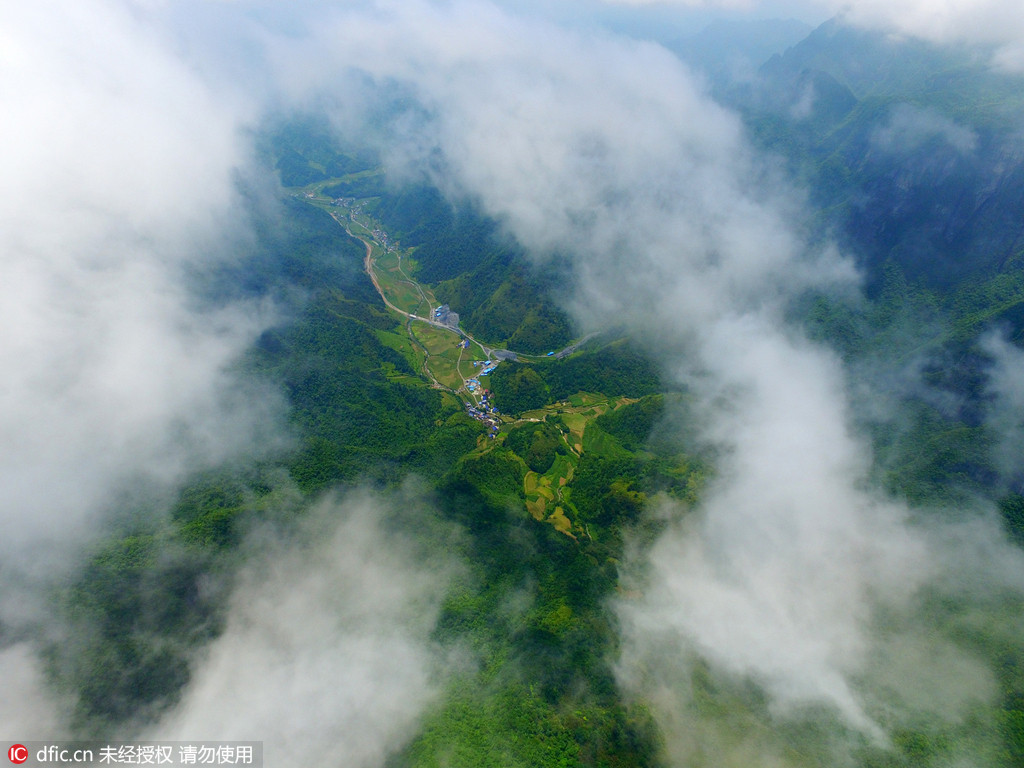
<box><xmin>0</xmin><ymin>645</ymin><xmax>70</xmax><ymax>739</ymax></box>
<box><xmin>6</xmin><ymin>0</ymin><xmax>1024</xmax><ymax>763</ymax></box>
<box><xmin>237</xmin><ymin>0</ymin><xmax>1024</xmax><ymax>760</ymax></box>
<box><xmin>0</xmin><ymin>0</ymin><xmax>281</xmax><ymax>581</ymax></box>
<box><xmin>0</xmin><ymin>0</ymin><xmax>281</xmax><ymax>739</ymax></box>
<box><xmin>0</xmin><ymin>0</ymin><xmax>459</xmax><ymax>755</ymax></box>
<box><xmin>836</xmin><ymin>0</ymin><xmax>1024</xmax><ymax>68</ymax></box>
<box><xmin>149</xmin><ymin>489</ymin><xmax>461</xmax><ymax>767</ymax></box>
<box><xmin>983</xmin><ymin>332</ymin><xmax>1024</xmax><ymax>486</ymax></box>
<box><xmin>871</xmin><ymin>103</ymin><xmax>979</xmax><ymax>155</ymax></box>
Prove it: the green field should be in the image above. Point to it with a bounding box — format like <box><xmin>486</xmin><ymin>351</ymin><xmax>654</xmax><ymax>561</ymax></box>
<box><xmin>374</xmin><ymin>328</ymin><xmax>425</xmax><ymax>378</ymax></box>
<box><xmin>520</xmin><ymin>435</ymin><xmax>580</xmax><ymax>537</ymax></box>
<box><xmin>298</xmin><ymin>184</ymin><xmax>508</xmax><ymax>402</ymax></box>
<box><xmin>510</xmin><ymin>396</ymin><xmax>640</xmax><ymax>538</ymax></box>
<box><xmin>373</xmin><ymin>248</ymin><xmax>431</xmax><ymax>316</ymax></box>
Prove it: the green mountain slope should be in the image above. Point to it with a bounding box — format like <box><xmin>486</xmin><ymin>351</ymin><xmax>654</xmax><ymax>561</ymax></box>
<box><xmin>721</xmin><ymin>18</ymin><xmax>1024</xmax><ymax>292</ymax></box>
<box><xmin>323</xmin><ymin>170</ymin><xmax>575</xmax><ymax>354</ymax></box>
<box><xmin>43</xmin><ymin>66</ymin><xmax>1024</xmax><ymax>766</ymax></box>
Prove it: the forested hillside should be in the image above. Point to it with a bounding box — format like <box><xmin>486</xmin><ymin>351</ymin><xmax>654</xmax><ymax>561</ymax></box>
<box><xmin>685</xmin><ymin>19</ymin><xmax>1024</xmax><ymax>511</ymax></box>
<box><xmin>724</xmin><ymin>19</ymin><xmax>1024</xmax><ymax>291</ymax></box>
<box><xmin>45</xmin><ymin>129</ymin><xmax>684</xmax><ymax>762</ymax></box>
<box><xmin>13</xmin><ymin>7</ymin><xmax>1024</xmax><ymax>767</ymax></box>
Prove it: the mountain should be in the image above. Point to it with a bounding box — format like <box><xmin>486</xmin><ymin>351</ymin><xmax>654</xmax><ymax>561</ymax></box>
<box><xmin>665</xmin><ymin>17</ymin><xmax>812</xmax><ymax>87</ymax></box>
<box><xmin>29</xmin><ymin>16</ymin><xmax>1024</xmax><ymax>768</ymax></box>
<box><xmin>725</xmin><ymin>17</ymin><xmax>1024</xmax><ymax>292</ymax></box>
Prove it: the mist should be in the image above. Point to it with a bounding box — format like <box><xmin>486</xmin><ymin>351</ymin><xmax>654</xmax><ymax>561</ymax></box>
<box><xmin>224</xmin><ymin>0</ymin><xmax>1024</xmax><ymax>760</ymax></box>
<box><xmin>602</xmin><ymin>0</ymin><xmax>1024</xmax><ymax>69</ymax></box>
<box><xmin>836</xmin><ymin>0</ymin><xmax>1024</xmax><ymax>69</ymax></box>
<box><xmin>0</xmin><ymin>645</ymin><xmax>70</xmax><ymax>739</ymax></box>
<box><xmin>0</xmin><ymin>0</ymin><xmax>280</xmax><ymax>577</ymax></box>
<box><xmin>8</xmin><ymin>0</ymin><xmax>1024</xmax><ymax>762</ymax></box>
<box><xmin>0</xmin><ymin>0</ymin><xmax>284</xmax><ymax>738</ymax></box>
<box><xmin>871</xmin><ymin>103</ymin><xmax>979</xmax><ymax>155</ymax></box>
<box><xmin>149</xmin><ymin>489</ymin><xmax>461</xmax><ymax>767</ymax></box>
<box><xmin>983</xmin><ymin>331</ymin><xmax>1024</xmax><ymax>486</ymax></box>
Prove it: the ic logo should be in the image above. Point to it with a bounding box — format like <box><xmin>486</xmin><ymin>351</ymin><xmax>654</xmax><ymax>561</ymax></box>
<box><xmin>7</xmin><ymin>745</ymin><xmax>27</xmax><ymax>765</ymax></box>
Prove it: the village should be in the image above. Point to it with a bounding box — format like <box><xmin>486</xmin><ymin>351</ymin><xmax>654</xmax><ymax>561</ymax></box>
<box><xmin>300</xmin><ymin>185</ymin><xmax>577</xmax><ymax>440</ymax></box>
<box><xmin>464</xmin><ymin>387</ymin><xmax>501</xmax><ymax>437</ymax></box>
<box><xmin>331</xmin><ymin>198</ymin><xmax>513</xmax><ymax>435</ymax></box>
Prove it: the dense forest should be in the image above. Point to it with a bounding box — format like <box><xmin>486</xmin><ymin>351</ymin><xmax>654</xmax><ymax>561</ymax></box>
<box><xmin>20</xmin><ymin>12</ymin><xmax>1024</xmax><ymax>768</ymax></box>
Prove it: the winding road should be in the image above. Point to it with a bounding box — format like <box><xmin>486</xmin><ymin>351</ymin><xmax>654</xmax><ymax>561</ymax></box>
<box><xmin>322</xmin><ymin>201</ymin><xmax>600</xmax><ymax>375</ymax></box>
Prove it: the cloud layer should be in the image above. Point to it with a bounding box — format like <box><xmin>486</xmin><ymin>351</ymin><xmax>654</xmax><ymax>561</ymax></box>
<box><xmin>0</xmin><ymin>0</ymin><xmax>283</xmax><ymax>736</ymax></box>
<box><xmin>237</xmin><ymin>0</ymin><xmax>1024</xmax><ymax>758</ymax></box>
<box><xmin>0</xmin><ymin>0</ymin><xmax>280</xmax><ymax>588</ymax></box>
<box><xmin>7</xmin><ymin>0</ymin><xmax>1024</xmax><ymax>762</ymax></box>
<box><xmin>150</xmin><ymin>490</ymin><xmax>459</xmax><ymax>767</ymax></box>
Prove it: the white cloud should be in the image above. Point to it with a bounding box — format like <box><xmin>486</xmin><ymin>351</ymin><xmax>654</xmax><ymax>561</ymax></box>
<box><xmin>983</xmin><ymin>331</ymin><xmax>1024</xmax><ymax>483</ymax></box>
<box><xmin>838</xmin><ymin>0</ymin><xmax>1024</xmax><ymax>51</ymax></box>
<box><xmin>5</xmin><ymin>0</ymin><xmax>1023</xmax><ymax>761</ymax></box>
<box><xmin>150</xmin><ymin>491</ymin><xmax>460</xmax><ymax>768</ymax></box>
<box><xmin>871</xmin><ymin>103</ymin><xmax>979</xmax><ymax>154</ymax></box>
<box><xmin>233</xmin><ymin>1</ymin><xmax>1024</xmax><ymax>756</ymax></box>
<box><xmin>0</xmin><ymin>0</ymin><xmax>286</xmax><ymax>732</ymax></box>
<box><xmin>0</xmin><ymin>0</ymin><xmax>283</xmax><ymax>581</ymax></box>
<box><xmin>0</xmin><ymin>645</ymin><xmax>71</xmax><ymax>740</ymax></box>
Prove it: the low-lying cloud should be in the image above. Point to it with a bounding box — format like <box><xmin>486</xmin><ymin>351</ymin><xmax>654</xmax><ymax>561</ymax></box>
<box><xmin>8</xmin><ymin>0</ymin><xmax>1024</xmax><ymax>762</ymax></box>
<box><xmin>983</xmin><ymin>330</ymin><xmax>1024</xmax><ymax>486</ymax></box>
<box><xmin>837</xmin><ymin>0</ymin><xmax>1024</xmax><ymax>67</ymax></box>
<box><xmin>0</xmin><ymin>0</ymin><xmax>284</xmax><ymax>734</ymax></box>
<box><xmin>0</xmin><ymin>0</ymin><xmax>281</xmax><ymax>589</ymax></box>
<box><xmin>150</xmin><ymin>490</ymin><xmax>460</xmax><ymax>767</ymax></box>
<box><xmin>871</xmin><ymin>103</ymin><xmax>979</xmax><ymax>155</ymax></box>
<box><xmin>620</xmin><ymin>317</ymin><xmax>929</xmax><ymax>724</ymax></box>
<box><xmin>231</xmin><ymin>0</ymin><xmax>1024</xmax><ymax>759</ymax></box>
<box><xmin>0</xmin><ymin>644</ymin><xmax>71</xmax><ymax>740</ymax></box>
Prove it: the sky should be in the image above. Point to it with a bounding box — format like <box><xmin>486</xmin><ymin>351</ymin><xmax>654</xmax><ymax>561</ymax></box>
<box><xmin>488</xmin><ymin>0</ymin><xmax>1024</xmax><ymax>64</ymax></box>
<box><xmin>4</xmin><ymin>0</ymin><xmax>1024</xmax><ymax>764</ymax></box>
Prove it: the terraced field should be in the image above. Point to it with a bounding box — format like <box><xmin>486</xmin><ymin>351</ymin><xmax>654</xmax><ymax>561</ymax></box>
<box><xmin>295</xmin><ymin>183</ymin><xmax>643</xmax><ymax>507</ymax></box>
<box><xmin>516</xmin><ymin>395</ymin><xmax>638</xmax><ymax>538</ymax></box>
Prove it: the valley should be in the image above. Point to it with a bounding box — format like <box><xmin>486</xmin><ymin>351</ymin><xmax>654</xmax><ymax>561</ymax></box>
<box><xmin>298</xmin><ymin>179</ymin><xmax>603</xmax><ymax>421</ymax></box>
<box><xmin>289</xmin><ymin>180</ymin><xmax>662</xmax><ymax>541</ymax></box>
<box><xmin>16</xmin><ymin>6</ymin><xmax>1024</xmax><ymax>767</ymax></box>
